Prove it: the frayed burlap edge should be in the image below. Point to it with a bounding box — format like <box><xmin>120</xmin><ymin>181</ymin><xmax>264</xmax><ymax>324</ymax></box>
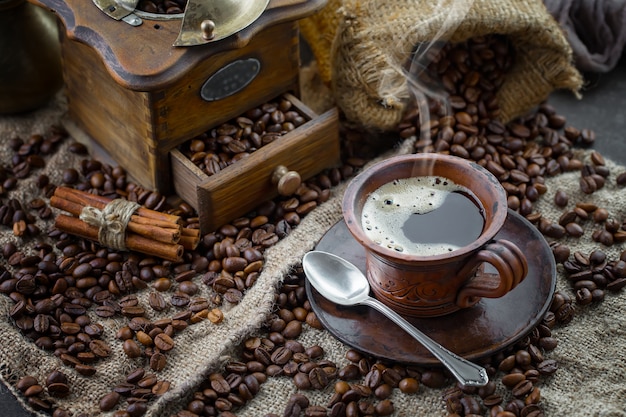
<box><xmin>299</xmin><ymin>0</ymin><xmax>344</xmax><ymax>85</ymax></box>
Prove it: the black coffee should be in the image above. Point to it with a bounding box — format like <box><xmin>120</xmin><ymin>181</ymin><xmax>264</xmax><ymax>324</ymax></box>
<box><xmin>361</xmin><ymin>176</ymin><xmax>485</xmax><ymax>255</ymax></box>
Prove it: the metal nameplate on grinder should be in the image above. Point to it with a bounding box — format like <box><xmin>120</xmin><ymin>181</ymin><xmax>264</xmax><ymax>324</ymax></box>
<box><xmin>201</xmin><ymin>58</ymin><xmax>261</xmax><ymax>102</ymax></box>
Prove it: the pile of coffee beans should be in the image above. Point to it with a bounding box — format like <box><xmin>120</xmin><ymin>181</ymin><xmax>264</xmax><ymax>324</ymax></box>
<box><xmin>401</xmin><ymin>37</ymin><xmax>594</xmax><ymax>229</ymax></box>
<box><xmin>97</xmin><ymin>368</ymin><xmax>171</xmax><ymax>416</ymax></box>
<box><xmin>1</xmin><ymin>126</ymin><xmax>68</xmax><ymax>236</ymax></box>
<box><xmin>440</xmin><ymin>292</ymin><xmax>571</xmax><ymax>417</ymax></box>
<box><xmin>178</xmin><ymin>96</ymin><xmax>309</xmax><ymax>178</ymax></box>
<box><xmin>14</xmin><ymin>370</ymin><xmax>71</xmax><ymax>413</ymax></box>
<box><xmin>0</xmin><ymin>112</ymin><xmax>363</xmax><ymax>417</ymax></box>
<box><xmin>136</xmin><ymin>0</ymin><xmax>187</xmax><ymax>14</ymax></box>
<box><xmin>0</xmin><ymin>197</ymin><xmax>41</xmax><ymax>237</ymax></box>
<box><xmin>563</xmin><ymin>249</ymin><xmax>626</xmax><ymax>305</ymax></box>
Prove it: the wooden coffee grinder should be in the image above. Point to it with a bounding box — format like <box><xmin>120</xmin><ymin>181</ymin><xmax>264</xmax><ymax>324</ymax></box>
<box><xmin>27</xmin><ymin>0</ymin><xmax>340</xmax><ymax>232</ymax></box>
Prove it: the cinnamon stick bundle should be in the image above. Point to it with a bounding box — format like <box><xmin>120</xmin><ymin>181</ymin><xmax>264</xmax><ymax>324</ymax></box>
<box><xmin>55</xmin><ymin>214</ymin><xmax>184</xmax><ymax>262</ymax></box>
<box><xmin>51</xmin><ymin>187</ymin><xmax>199</xmax><ymax>262</ymax></box>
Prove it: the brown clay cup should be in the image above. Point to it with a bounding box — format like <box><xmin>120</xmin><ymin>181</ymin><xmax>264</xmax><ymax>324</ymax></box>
<box><xmin>342</xmin><ymin>153</ymin><xmax>528</xmax><ymax>318</ymax></box>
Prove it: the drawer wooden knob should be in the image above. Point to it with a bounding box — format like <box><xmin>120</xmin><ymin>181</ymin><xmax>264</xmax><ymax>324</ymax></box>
<box><xmin>272</xmin><ymin>165</ymin><xmax>301</xmax><ymax>196</ymax></box>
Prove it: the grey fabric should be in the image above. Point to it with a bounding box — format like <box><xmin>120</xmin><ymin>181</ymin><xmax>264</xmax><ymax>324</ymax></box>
<box><xmin>545</xmin><ymin>0</ymin><xmax>626</xmax><ymax>72</ymax></box>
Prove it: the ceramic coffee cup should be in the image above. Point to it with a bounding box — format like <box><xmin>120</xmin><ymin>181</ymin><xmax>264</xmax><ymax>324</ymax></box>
<box><xmin>342</xmin><ymin>153</ymin><xmax>528</xmax><ymax>318</ymax></box>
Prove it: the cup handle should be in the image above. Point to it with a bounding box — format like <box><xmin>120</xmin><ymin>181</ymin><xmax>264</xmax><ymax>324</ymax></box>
<box><xmin>456</xmin><ymin>239</ymin><xmax>528</xmax><ymax>308</ymax></box>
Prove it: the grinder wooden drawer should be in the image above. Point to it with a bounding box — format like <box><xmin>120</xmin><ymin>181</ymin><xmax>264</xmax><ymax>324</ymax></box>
<box><xmin>170</xmin><ymin>94</ymin><xmax>340</xmax><ymax>233</ymax></box>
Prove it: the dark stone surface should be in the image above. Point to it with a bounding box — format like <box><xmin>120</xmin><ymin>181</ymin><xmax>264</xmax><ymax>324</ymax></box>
<box><xmin>549</xmin><ymin>55</ymin><xmax>626</xmax><ymax>165</ymax></box>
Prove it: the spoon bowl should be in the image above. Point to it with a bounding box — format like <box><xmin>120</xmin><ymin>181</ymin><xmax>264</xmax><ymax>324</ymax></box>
<box><xmin>302</xmin><ymin>250</ymin><xmax>489</xmax><ymax>387</ymax></box>
<box><xmin>302</xmin><ymin>250</ymin><xmax>371</xmax><ymax>305</ymax></box>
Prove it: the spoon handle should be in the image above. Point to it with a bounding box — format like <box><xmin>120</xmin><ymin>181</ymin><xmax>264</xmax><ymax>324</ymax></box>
<box><xmin>361</xmin><ymin>296</ymin><xmax>489</xmax><ymax>387</ymax></box>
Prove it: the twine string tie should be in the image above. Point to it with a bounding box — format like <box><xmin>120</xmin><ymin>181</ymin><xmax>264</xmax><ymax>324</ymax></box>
<box><xmin>79</xmin><ymin>199</ymin><xmax>140</xmax><ymax>251</ymax></box>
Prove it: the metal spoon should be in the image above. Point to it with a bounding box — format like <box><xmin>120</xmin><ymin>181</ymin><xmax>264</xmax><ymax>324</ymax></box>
<box><xmin>302</xmin><ymin>250</ymin><xmax>489</xmax><ymax>387</ymax></box>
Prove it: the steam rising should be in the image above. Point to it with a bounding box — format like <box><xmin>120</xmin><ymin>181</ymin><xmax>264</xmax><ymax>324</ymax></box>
<box><xmin>378</xmin><ymin>0</ymin><xmax>475</xmax><ymax>142</ymax></box>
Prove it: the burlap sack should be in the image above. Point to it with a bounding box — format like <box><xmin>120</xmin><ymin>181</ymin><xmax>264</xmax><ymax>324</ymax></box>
<box><xmin>300</xmin><ymin>0</ymin><xmax>583</xmax><ymax>131</ymax></box>
<box><xmin>2</xmin><ymin>93</ymin><xmax>626</xmax><ymax>417</ymax></box>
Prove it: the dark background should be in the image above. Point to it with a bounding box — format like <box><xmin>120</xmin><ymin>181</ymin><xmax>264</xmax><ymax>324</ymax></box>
<box><xmin>1</xmin><ymin>46</ymin><xmax>625</xmax><ymax>417</ymax></box>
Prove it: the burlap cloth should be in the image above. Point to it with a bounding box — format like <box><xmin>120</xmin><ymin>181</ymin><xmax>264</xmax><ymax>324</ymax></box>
<box><xmin>1</xmin><ymin>91</ymin><xmax>625</xmax><ymax>416</ymax></box>
<box><xmin>300</xmin><ymin>0</ymin><xmax>583</xmax><ymax>131</ymax></box>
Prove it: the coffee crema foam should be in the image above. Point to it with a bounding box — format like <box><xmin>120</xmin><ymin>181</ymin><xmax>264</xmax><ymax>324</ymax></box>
<box><xmin>361</xmin><ymin>176</ymin><xmax>484</xmax><ymax>256</ymax></box>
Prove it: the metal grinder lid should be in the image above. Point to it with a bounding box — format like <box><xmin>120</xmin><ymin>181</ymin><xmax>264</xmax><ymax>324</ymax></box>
<box><xmin>92</xmin><ymin>0</ymin><xmax>270</xmax><ymax>46</ymax></box>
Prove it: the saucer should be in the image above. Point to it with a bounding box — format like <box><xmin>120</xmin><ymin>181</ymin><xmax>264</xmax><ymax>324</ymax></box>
<box><xmin>306</xmin><ymin>209</ymin><xmax>556</xmax><ymax>366</ymax></box>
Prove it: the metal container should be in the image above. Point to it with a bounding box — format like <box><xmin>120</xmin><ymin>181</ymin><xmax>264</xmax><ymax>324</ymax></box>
<box><xmin>0</xmin><ymin>0</ymin><xmax>63</xmax><ymax>114</ymax></box>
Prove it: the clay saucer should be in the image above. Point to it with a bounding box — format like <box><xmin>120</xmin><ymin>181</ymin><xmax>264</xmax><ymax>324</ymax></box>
<box><xmin>306</xmin><ymin>210</ymin><xmax>556</xmax><ymax>366</ymax></box>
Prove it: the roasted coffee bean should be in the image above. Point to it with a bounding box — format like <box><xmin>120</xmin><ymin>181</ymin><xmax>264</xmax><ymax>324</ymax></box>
<box><xmin>293</xmin><ymin>372</ymin><xmax>312</xmax><ymax>390</ymax></box>
<box><xmin>592</xmin><ymin>208</ymin><xmax>609</xmax><ymax>223</ymax></box>
<box><xmin>374</xmin><ymin>383</ymin><xmax>393</xmax><ymax>400</ymax></box>
<box><xmin>28</xmin><ymin>397</ymin><xmax>52</xmax><ymax>411</ymax></box>
<box><xmin>580</xmin><ymin>176</ymin><xmax>597</xmax><ymax>194</ymax></box>
<box><xmin>283</xmin><ymin>393</ymin><xmax>309</xmax><ymax>417</ymax></box>
<box><xmin>170</xmin><ymin>292</ymin><xmax>190</xmax><ymax>307</ymax></box>
<box><xmin>95</xmin><ymin>305</ymin><xmax>116</xmax><ymax>318</ymax></box>
<box><xmin>154</xmin><ymin>333</ymin><xmax>175</xmax><ymax>352</ymax></box>
<box><xmin>100</xmin><ymin>392</ymin><xmax>121</xmax><ymax>411</ymax></box>
<box><xmin>590</xmin><ymin>151</ymin><xmax>605</xmax><ymax>166</ymax></box>
<box><xmin>420</xmin><ymin>370</ymin><xmax>447</xmax><ymax>388</ymax></box>
<box><xmin>23</xmin><ymin>383</ymin><xmax>44</xmax><ymax>397</ymax></box>
<box><xmin>381</xmin><ymin>367</ymin><xmax>402</xmax><ymax>387</ymax></box>
<box><xmin>123</xmin><ymin>339</ymin><xmax>142</xmax><ymax>358</ymax></box>
<box><xmin>153</xmin><ymin>277</ymin><xmax>172</xmax><ymax>292</ymax></box>
<box><xmin>75</xmin><ymin>364</ymin><xmax>97</xmax><ymax>376</ymax></box>
<box><xmin>209</xmin><ymin>374</ymin><xmax>231</xmax><ymax>395</ymax></box>
<box><xmin>364</xmin><ymin>367</ymin><xmax>382</xmax><ymax>388</ymax></box>
<box><xmin>152</xmin><ymin>380</ymin><xmax>171</xmax><ymax>395</ymax></box>
<box><xmin>398</xmin><ymin>377</ymin><xmax>419</xmax><ymax>393</ymax></box>
<box><xmin>460</xmin><ymin>396</ymin><xmax>482</xmax><ymax>415</ymax></box>
<box><xmin>551</xmin><ymin>243</ymin><xmax>570</xmax><ymax>264</ymax></box>
<box><xmin>90</xmin><ymin>339</ymin><xmax>112</xmax><ymax>358</ymax></box>
<box><xmin>17</xmin><ymin>376</ymin><xmax>38</xmax><ymax>393</ymax></box>
<box><xmin>270</xmin><ymin>346</ymin><xmax>292</xmax><ymax>365</ymax></box>
<box><xmin>137</xmin><ymin>374</ymin><xmax>158</xmax><ymax>388</ymax></box>
<box><xmin>338</xmin><ymin>364</ymin><xmax>360</xmax><ymax>381</ymax></box>
<box><xmin>45</xmin><ymin>370</ymin><xmax>67</xmax><ymax>387</ymax></box>
<box><xmin>282</xmin><ymin>320</ymin><xmax>302</xmax><ymax>339</ymax></box>
<box><xmin>207</xmin><ymin>308</ymin><xmax>224</xmax><ymax>323</ymax></box>
<box><xmin>309</xmin><ymin>367</ymin><xmax>329</xmax><ymax>390</ymax></box>
<box><xmin>148</xmin><ymin>292</ymin><xmax>168</xmax><ymax>311</ymax></box>
<box><xmin>149</xmin><ymin>352</ymin><xmax>167</xmax><ymax>371</ymax></box>
<box><xmin>126</xmin><ymin>401</ymin><xmax>147</xmax><ymax>417</ymax></box>
<box><xmin>511</xmin><ymin>380</ymin><xmax>534</xmax><ymax>398</ymax></box>
<box><xmin>502</xmin><ymin>373</ymin><xmax>525</xmax><ymax>388</ymax></box>
<box><xmin>124</xmin><ymin>368</ymin><xmax>145</xmax><ymax>385</ymax></box>
<box><xmin>536</xmin><ymin>359</ymin><xmax>558</xmax><ymax>375</ymax></box>
<box><xmin>178</xmin><ymin>280</ymin><xmax>198</xmax><ymax>295</ymax></box>
<box><xmin>303</xmin><ymin>405</ymin><xmax>327</xmax><ymax>417</ymax></box>
<box><xmin>62</xmin><ymin>168</ymin><xmax>79</xmax><ymax>184</ymax></box>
